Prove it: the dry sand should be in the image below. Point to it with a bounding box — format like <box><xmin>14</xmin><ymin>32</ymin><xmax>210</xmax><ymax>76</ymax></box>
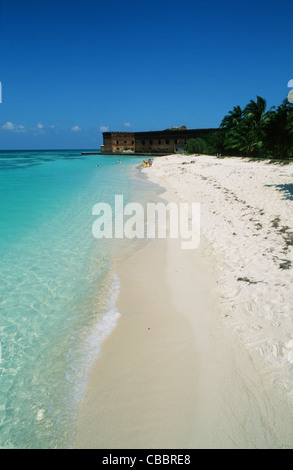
<box><xmin>74</xmin><ymin>155</ymin><xmax>293</xmax><ymax>449</ymax></box>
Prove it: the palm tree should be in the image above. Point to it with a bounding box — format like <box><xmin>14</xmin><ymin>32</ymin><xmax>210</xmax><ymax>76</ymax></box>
<box><xmin>224</xmin><ymin>120</ymin><xmax>264</xmax><ymax>156</ymax></box>
<box><xmin>243</xmin><ymin>96</ymin><xmax>274</xmax><ymax>156</ymax></box>
<box><xmin>244</xmin><ymin>96</ymin><xmax>269</xmax><ymax>121</ymax></box>
<box><xmin>266</xmin><ymin>99</ymin><xmax>293</xmax><ymax>158</ymax></box>
<box><xmin>220</xmin><ymin>105</ymin><xmax>243</xmax><ymax>130</ymax></box>
<box><xmin>221</xmin><ymin>97</ymin><xmax>274</xmax><ymax>157</ymax></box>
<box><xmin>217</xmin><ymin>96</ymin><xmax>292</xmax><ymax>158</ymax></box>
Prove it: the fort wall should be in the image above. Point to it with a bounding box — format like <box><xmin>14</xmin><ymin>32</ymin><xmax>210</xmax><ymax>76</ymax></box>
<box><xmin>102</xmin><ymin>128</ymin><xmax>217</xmax><ymax>155</ymax></box>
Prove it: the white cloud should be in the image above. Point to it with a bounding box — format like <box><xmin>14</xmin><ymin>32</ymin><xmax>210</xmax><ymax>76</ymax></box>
<box><xmin>1</xmin><ymin>121</ymin><xmax>25</xmax><ymax>132</ymax></box>
<box><xmin>99</xmin><ymin>126</ymin><xmax>109</xmax><ymax>132</ymax></box>
<box><xmin>124</xmin><ymin>122</ymin><xmax>131</xmax><ymax>127</ymax></box>
<box><xmin>71</xmin><ymin>125</ymin><xmax>81</xmax><ymax>132</ymax></box>
<box><xmin>31</xmin><ymin>122</ymin><xmax>46</xmax><ymax>135</ymax></box>
<box><xmin>2</xmin><ymin>121</ymin><xmax>15</xmax><ymax>130</ymax></box>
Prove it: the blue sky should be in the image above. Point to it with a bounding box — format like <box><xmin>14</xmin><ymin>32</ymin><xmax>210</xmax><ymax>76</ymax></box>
<box><xmin>0</xmin><ymin>0</ymin><xmax>292</xmax><ymax>150</ymax></box>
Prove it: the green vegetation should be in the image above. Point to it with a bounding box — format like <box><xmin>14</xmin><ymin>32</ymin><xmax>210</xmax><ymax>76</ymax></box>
<box><xmin>186</xmin><ymin>137</ymin><xmax>210</xmax><ymax>154</ymax></box>
<box><xmin>186</xmin><ymin>97</ymin><xmax>293</xmax><ymax>160</ymax></box>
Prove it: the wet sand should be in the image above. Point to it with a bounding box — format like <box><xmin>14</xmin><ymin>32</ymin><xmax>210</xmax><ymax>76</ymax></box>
<box><xmin>74</xmin><ymin>175</ymin><xmax>293</xmax><ymax>448</ymax></box>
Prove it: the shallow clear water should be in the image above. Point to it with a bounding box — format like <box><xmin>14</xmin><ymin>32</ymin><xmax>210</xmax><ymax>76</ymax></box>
<box><xmin>0</xmin><ymin>150</ymin><xmax>157</xmax><ymax>448</ymax></box>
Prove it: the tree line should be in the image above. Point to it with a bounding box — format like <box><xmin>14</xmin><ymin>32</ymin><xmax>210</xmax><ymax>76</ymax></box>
<box><xmin>186</xmin><ymin>96</ymin><xmax>293</xmax><ymax>159</ymax></box>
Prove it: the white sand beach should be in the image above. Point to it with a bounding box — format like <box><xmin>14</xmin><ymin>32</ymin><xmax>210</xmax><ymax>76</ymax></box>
<box><xmin>74</xmin><ymin>155</ymin><xmax>293</xmax><ymax>449</ymax></box>
<box><xmin>148</xmin><ymin>154</ymin><xmax>293</xmax><ymax>394</ymax></box>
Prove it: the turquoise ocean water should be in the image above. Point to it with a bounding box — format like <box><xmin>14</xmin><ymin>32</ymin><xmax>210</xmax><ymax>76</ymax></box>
<box><xmin>0</xmin><ymin>150</ymin><xmax>158</xmax><ymax>448</ymax></box>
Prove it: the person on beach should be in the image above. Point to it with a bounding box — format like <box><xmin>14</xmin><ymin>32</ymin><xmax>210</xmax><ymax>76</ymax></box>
<box><xmin>148</xmin><ymin>159</ymin><xmax>153</xmax><ymax>167</ymax></box>
<box><xmin>143</xmin><ymin>160</ymin><xmax>147</xmax><ymax>168</ymax></box>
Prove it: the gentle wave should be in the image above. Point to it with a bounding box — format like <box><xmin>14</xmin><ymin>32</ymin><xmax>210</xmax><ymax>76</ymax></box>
<box><xmin>0</xmin><ymin>150</ymin><xmax>158</xmax><ymax>448</ymax></box>
<box><xmin>70</xmin><ymin>274</ymin><xmax>121</xmax><ymax>403</ymax></box>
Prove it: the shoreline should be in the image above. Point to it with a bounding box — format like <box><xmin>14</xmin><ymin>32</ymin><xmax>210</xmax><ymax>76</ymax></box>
<box><xmin>74</xmin><ymin>155</ymin><xmax>293</xmax><ymax>449</ymax></box>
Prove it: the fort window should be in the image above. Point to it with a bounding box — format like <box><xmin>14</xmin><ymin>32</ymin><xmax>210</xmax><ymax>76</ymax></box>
<box><xmin>142</xmin><ymin>140</ymin><xmax>145</xmax><ymax>145</ymax></box>
<box><xmin>149</xmin><ymin>140</ymin><xmax>153</xmax><ymax>145</ymax></box>
<box><xmin>166</xmin><ymin>139</ymin><xmax>169</xmax><ymax>144</ymax></box>
<box><xmin>116</xmin><ymin>140</ymin><xmax>119</xmax><ymax>145</ymax></box>
<box><xmin>158</xmin><ymin>139</ymin><xmax>161</xmax><ymax>145</ymax></box>
<box><xmin>175</xmin><ymin>139</ymin><xmax>178</xmax><ymax>144</ymax></box>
